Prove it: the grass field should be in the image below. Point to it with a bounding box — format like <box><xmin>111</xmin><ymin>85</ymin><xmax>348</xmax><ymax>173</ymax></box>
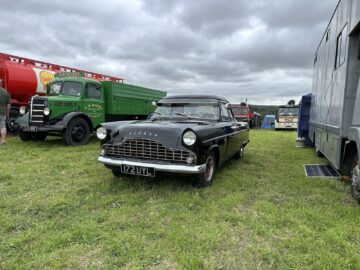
<box><xmin>1</xmin><ymin>130</ymin><xmax>360</xmax><ymax>269</ymax></box>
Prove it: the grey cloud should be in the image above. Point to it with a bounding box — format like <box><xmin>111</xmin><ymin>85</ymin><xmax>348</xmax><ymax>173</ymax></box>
<box><xmin>0</xmin><ymin>0</ymin><xmax>339</xmax><ymax>105</ymax></box>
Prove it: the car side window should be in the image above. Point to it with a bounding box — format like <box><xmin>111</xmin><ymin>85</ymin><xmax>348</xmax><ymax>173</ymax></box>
<box><xmin>221</xmin><ymin>104</ymin><xmax>232</xmax><ymax>121</ymax></box>
<box><xmin>85</xmin><ymin>84</ymin><xmax>101</xmax><ymax>99</ymax></box>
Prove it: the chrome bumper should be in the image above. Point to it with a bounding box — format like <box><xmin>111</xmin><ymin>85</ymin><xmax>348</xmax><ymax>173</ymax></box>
<box><xmin>97</xmin><ymin>156</ymin><xmax>206</xmax><ymax>174</ymax></box>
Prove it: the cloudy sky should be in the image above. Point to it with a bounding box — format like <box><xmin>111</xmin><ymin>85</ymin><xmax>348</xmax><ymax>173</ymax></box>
<box><xmin>0</xmin><ymin>0</ymin><xmax>338</xmax><ymax>105</ymax></box>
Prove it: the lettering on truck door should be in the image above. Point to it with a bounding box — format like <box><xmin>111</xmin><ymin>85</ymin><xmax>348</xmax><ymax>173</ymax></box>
<box><xmin>82</xmin><ymin>83</ymin><xmax>105</xmax><ymax>127</ymax></box>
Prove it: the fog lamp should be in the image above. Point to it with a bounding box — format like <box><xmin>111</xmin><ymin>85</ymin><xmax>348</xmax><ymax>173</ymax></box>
<box><xmin>186</xmin><ymin>156</ymin><xmax>195</xmax><ymax>164</ymax></box>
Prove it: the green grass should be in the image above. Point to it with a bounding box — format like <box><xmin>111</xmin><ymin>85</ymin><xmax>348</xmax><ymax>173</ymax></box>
<box><xmin>0</xmin><ymin>130</ymin><xmax>360</xmax><ymax>269</ymax></box>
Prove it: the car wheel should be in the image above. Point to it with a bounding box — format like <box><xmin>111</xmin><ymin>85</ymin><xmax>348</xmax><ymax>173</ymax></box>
<box><xmin>234</xmin><ymin>144</ymin><xmax>245</xmax><ymax>160</ymax></box>
<box><xmin>19</xmin><ymin>131</ymin><xmax>33</xmax><ymax>141</ymax></box>
<box><xmin>195</xmin><ymin>151</ymin><xmax>216</xmax><ymax>188</ymax></box>
<box><xmin>351</xmin><ymin>161</ymin><xmax>360</xmax><ymax>203</ymax></box>
<box><xmin>63</xmin><ymin>118</ymin><xmax>91</xmax><ymax>146</ymax></box>
<box><xmin>112</xmin><ymin>169</ymin><xmax>124</xmax><ymax>178</ymax></box>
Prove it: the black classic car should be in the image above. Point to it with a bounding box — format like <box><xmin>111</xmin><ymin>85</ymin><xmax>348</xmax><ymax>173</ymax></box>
<box><xmin>96</xmin><ymin>95</ymin><xmax>249</xmax><ymax>187</ymax></box>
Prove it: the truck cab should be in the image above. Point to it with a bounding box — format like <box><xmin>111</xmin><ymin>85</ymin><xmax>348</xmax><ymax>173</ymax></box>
<box><xmin>275</xmin><ymin>105</ymin><xmax>299</xmax><ymax>130</ymax></box>
<box><xmin>15</xmin><ymin>72</ymin><xmax>166</xmax><ymax>145</ymax></box>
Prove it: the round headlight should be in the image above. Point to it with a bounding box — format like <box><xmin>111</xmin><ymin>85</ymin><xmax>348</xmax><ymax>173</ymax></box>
<box><xmin>43</xmin><ymin>107</ymin><xmax>50</xmax><ymax>116</ymax></box>
<box><xmin>96</xmin><ymin>127</ymin><xmax>107</xmax><ymax>140</ymax></box>
<box><xmin>19</xmin><ymin>106</ymin><xmax>27</xmax><ymax>115</ymax></box>
<box><xmin>183</xmin><ymin>130</ymin><xmax>196</xmax><ymax>146</ymax></box>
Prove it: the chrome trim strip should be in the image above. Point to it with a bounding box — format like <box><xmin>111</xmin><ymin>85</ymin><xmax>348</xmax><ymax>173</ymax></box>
<box><xmin>98</xmin><ymin>156</ymin><xmax>206</xmax><ymax>174</ymax></box>
<box><xmin>29</xmin><ymin>95</ymin><xmax>39</xmax><ymax>121</ymax></box>
<box><xmin>202</xmin><ymin>129</ymin><xmax>247</xmax><ymax>143</ymax></box>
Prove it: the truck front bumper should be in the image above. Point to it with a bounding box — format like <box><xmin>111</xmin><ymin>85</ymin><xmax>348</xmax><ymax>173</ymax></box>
<box><xmin>19</xmin><ymin>125</ymin><xmax>64</xmax><ymax>132</ymax></box>
<box><xmin>97</xmin><ymin>156</ymin><xmax>206</xmax><ymax>174</ymax></box>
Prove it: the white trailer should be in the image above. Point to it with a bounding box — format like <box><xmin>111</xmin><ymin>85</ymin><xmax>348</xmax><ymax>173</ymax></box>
<box><xmin>309</xmin><ymin>0</ymin><xmax>360</xmax><ymax>201</ymax></box>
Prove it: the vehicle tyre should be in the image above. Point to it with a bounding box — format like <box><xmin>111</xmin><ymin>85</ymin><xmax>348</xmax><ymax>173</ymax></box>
<box><xmin>195</xmin><ymin>151</ymin><xmax>216</xmax><ymax>188</ymax></box>
<box><xmin>234</xmin><ymin>144</ymin><xmax>245</xmax><ymax>160</ymax></box>
<box><xmin>6</xmin><ymin>108</ymin><xmax>19</xmax><ymax>133</ymax></box>
<box><xmin>112</xmin><ymin>169</ymin><xmax>124</xmax><ymax>178</ymax></box>
<box><xmin>351</xmin><ymin>161</ymin><xmax>360</xmax><ymax>203</ymax></box>
<box><xmin>19</xmin><ymin>131</ymin><xmax>33</xmax><ymax>141</ymax></box>
<box><xmin>63</xmin><ymin>118</ymin><xmax>91</xmax><ymax>146</ymax></box>
<box><xmin>33</xmin><ymin>132</ymin><xmax>47</xmax><ymax>141</ymax></box>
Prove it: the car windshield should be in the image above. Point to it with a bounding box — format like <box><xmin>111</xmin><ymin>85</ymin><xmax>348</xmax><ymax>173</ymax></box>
<box><xmin>151</xmin><ymin>103</ymin><xmax>219</xmax><ymax>120</ymax></box>
<box><xmin>278</xmin><ymin>107</ymin><xmax>299</xmax><ymax>115</ymax></box>
<box><xmin>231</xmin><ymin>107</ymin><xmax>248</xmax><ymax>115</ymax></box>
<box><xmin>61</xmin><ymin>81</ymin><xmax>82</xmax><ymax>96</ymax></box>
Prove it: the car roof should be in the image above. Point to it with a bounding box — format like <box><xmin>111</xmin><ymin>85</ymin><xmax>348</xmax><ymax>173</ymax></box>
<box><xmin>160</xmin><ymin>95</ymin><xmax>229</xmax><ymax>104</ymax></box>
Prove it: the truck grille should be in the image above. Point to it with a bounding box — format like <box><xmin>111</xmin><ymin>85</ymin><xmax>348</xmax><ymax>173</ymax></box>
<box><xmin>30</xmin><ymin>98</ymin><xmax>45</xmax><ymax>127</ymax></box>
<box><xmin>103</xmin><ymin>138</ymin><xmax>194</xmax><ymax>164</ymax></box>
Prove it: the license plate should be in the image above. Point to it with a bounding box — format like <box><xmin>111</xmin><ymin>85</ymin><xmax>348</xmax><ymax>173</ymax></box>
<box><xmin>120</xmin><ymin>165</ymin><xmax>155</xmax><ymax>177</ymax></box>
<box><xmin>29</xmin><ymin>126</ymin><xmax>37</xmax><ymax>132</ymax></box>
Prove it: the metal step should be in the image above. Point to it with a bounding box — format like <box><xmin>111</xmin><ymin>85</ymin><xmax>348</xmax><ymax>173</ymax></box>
<box><xmin>303</xmin><ymin>164</ymin><xmax>340</xmax><ymax>178</ymax></box>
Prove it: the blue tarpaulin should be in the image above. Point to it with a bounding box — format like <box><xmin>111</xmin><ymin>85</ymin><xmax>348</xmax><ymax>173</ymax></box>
<box><xmin>261</xmin><ymin>115</ymin><xmax>275</xmax><ymax>129</ymax></box>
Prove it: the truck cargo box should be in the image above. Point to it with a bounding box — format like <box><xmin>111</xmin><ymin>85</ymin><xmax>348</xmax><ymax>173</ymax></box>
<box><xmin>102</xmin><ymin>81</ymin><xmax>166</xmax><ymax>116</ymax></box>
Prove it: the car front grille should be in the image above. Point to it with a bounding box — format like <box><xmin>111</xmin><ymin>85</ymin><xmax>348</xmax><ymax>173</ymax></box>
<box><xmin>103</xmin><ymin>138</ymin><xmax>194</xmax><ymax>164</ymax></box>
<box><xmin>30</xmin><ymin>98</ymin><xmax>45</xmax><ymax>127</ymax></box>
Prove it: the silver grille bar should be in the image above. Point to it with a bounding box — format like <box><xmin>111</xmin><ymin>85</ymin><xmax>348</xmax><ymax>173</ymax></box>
<box><xmin>103</xmin><ymin>138</ymin><xmax>194</xmax><ymax>164</ymax></box>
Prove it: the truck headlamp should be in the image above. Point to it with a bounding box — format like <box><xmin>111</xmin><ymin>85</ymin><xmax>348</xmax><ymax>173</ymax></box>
<box><xmin>183</xmin><ymin>130</ymin><xmax>196</xmax><ymax>146</ymax></box>
<box><xmin>19</xmin><ymin>106</ymin><xmax>27</xmax><ymax>115</ymax></box>
<box><xmin>43</xmin><ymin>107</ymin><xmax>51</xmax><ymax>116</ymax></box>
<box><xmin>96</xmin><ymin>127</ymin><xmax>107</xmax><ymax>140</ymax></box>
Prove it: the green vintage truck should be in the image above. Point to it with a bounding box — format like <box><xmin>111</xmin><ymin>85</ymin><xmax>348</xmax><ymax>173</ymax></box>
<box><xmin>15</xmin><ymin>73</ymin><xmax>166</xmax><ymax>145</ymax></box>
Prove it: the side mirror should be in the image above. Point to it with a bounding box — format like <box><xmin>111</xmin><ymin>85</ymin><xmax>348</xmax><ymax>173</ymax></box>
<box><xmin>225</xmin><ymin>103</ymin><xmax>230</xmax><ymax>109</ymax></box>
<box><xmin>152</xmin><ymin>101</ymin><xmax>157</xmax><ymax>106</ymax></box>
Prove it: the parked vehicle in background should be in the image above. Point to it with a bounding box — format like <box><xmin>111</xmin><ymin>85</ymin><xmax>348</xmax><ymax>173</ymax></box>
<box><xmin>275</xmin><ymin>100</ymin><xmax>299</xmax><ymax>130</ymax></box>
<box><xmin>230</xmin><ymin>102</ymin><xmax>255</xmax><ymax>128</ymax></box>
<box><xmin>15</xmin><ymin>72</ymin><xmax>166</xmax><ymax>146</ymax></box>
<box><xmin>308</xmin><ymin>0</ymin><xmax>360</xmax><ymax>201</ymax></box>
<box><xmin>0</xmin><ymin>53</ymin><xmax>122</xmax><ymax>131</ymax></box>
<box><xmin>97</xmin><ymin>95</ymin><xmax>249</xmax><ymax>187</ymax></box>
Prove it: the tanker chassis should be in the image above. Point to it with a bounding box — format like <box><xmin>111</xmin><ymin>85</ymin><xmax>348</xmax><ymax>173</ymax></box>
<box><xmin>15</xmin><ymin>73</ymin><xmax>166</xmax><ymax>146</ymax></box>
<box><xmin>308</xmin><ymin>0</ymin><xmax>360</xmax><ymax>201</ymax></box>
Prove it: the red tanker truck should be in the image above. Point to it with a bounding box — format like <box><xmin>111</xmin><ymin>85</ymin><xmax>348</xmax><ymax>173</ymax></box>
<box><xmin>0</xmin><ymin>52</ymin><xmax>123</xmax><ymax>130</ymax></box>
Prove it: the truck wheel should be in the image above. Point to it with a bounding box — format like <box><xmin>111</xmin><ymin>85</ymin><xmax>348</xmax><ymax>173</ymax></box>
<box><xmin>19</xmin><ymin>131</ymin><xmax>33</xmax><ymax>141</ymax></box>
<box><xmin>63</xmin><ymin>118</ymin><xmax>90</xmax><ymax>146</ymax></box>
<box><xmin>33</xmin><ymin>132</ymin><xmax>47</xmax><ymax>141</ymax></box>
<box><xmin>351</xmin><ymin>162</ymin><xmax>360</xmax><ymax>203</ymax></box>
<box><xmin>194</xmin><ymin>151</ymin><xmax>216</xmax><ymax>188</ymax></box>
<box><xmin>234</xmin><ymin>144</ymin><xmax>245</xmax><ymax>160</ymax></box>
